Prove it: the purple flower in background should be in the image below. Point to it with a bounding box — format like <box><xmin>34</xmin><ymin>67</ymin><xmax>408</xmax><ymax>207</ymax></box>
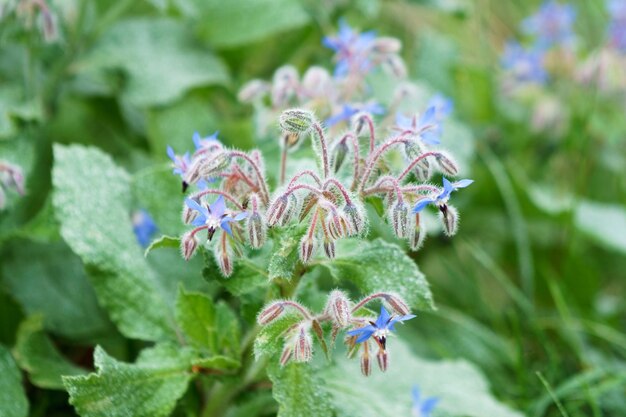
<box><xmin>185</xmin><ymin>196</ymin><xmax>247</xmax><ymax>241</ymax></box>
<box><xmin>411</xmin><ymin>386</ymin><xmax>439</xmax><ymax>417</ymax></box>
<box><xmin>413</xmin><ymin>177</ymin><xmax>473</xmax><ymax>213</ymax></box>
<box><xmin>426</xmin><ymin>93</ymin><xmax>454</xmax><ymax>121</ymax></box>
<box><xmin>132</xmin><ymin>210</ymin><xmax>157</xmax><ymax>248</ymax></box>
<box><xmin>522</xmin><ymin>1</ymin><xmax>576</xmax><ymax>48</ymax></box>
<box><xmin>325</xmin><ymin>102</ymin><xmax>385</xmax><ymax>127</ymax></box>
<box><xmin>347</xmin><ymin>306</ymin><xmax>415</xmax><ymax>347</ymax></box>
<box><xmin>394</xmin><ymin>106</ymin><xmax>442</xmax><ymax>145</ymax></box>
<box><xmin>323</xmin><ymin>19</ymin><xmax>377</xmax><ymax>77</ymax></box>
<box><xmin>607</xmin><ymin>0</ymin><xmax>626</xmax><ymax>52</ymax></box>
<box><xmin>501</xmin><ymin>42</ymin><xmax>548</xmax><ymax>84</ymax></box>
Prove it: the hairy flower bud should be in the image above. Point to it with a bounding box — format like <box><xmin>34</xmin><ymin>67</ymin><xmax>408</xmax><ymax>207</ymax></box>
<box><xmin>181</xmin><ymin>231</ymin><xmax>199</xmax><ymax>260</ymax></box>
<box><xmin>343</xmin><ymin>203</ymin><xmax>365</xmax><ymax>236</ymax></box>
<box><xmin>257</xmin><ymin>301</ymin><xmax>285</xmax><ymax>325</ymax></box>
<box><xmin>237</xmin><ymin>79</ymin><xmax>268</xmax><ymax>102</ymax></box>
<box><xmin>436</xmin><ymin>152</ymin><xmax>459</xmax><ymax>176</ymax></box>
<box><xmin>214</xmin><ymin>239</ymin><xmax>234</xmax><ymax>277</ymax></box>
<box><xmin>409</xmin><ymin>213</ymin><xmax>427</xmax><ymax>251</ymax></box>
<box><xmin>281</xmin><ymin>131</ymin><xmax>302</xmax><ymax>151</ymax></box>
<box><xmin>293</xmin><ymin>326</ymin><xmax>312</xmax><ymax>363</ymax></box>
<box><xmin>299</xmin><ymin>235</ymin><xmax>315</xmax><ymax>263</ymax></box>
<box><xmin>271</xmin><ymin>66</ymin><xmax>298</xmax><ymax>107</ymax></box>
<box><xmin>390</xmin><ymin>200</ymin><xmax>409</xmax><ymax>238</ymax></box>
<box><xmin>326</xmin><ymin>209</ymin><xmax>350</xmax><ymax>240</ymax></box>
<box><xmin>184</xmin><ymin>153</ymin><xmax>231</xmax><ymax>190</ymax></box>
<box><xmin>376</xmin><ymin>349</ymin><xmax>388</xmax><ymax>372</ymax></box>
<box><xmin>267</xmin><ymin>195</ymin><xmax>289</xmax><ymax>226</ymax></box>
<box><xmin>386</xmin><ymin>55</ymin><xmax>407</xmax><ymax>78</ymax></box>
<box><xmin>326</xmin><ymin>290</ymin><xmax>351</xmax><ymax>327</ymax></box>
<box><xmin>279</xmin><ymin>108</ymin><xmax>315</xmax><ymax>134</ymax></box>
<box><xmin>383</xmin><ymin>293</ymin><xmax>411</xmax><ymax>316</ymax></box>
<box><xmin>280</xmin><ymin>345</ymin><xmax>293</xmax><ymax>367</ymax></box>
<box><xmin>279</xmin><ymin>193</ymin><xmax>298</xmax><ymax>226</ymax></box>
<box><xmin>246</xmin><ymin>211</ymin><xmax>266</xmax><ymax>248</ymax></box>
<box><xmin>360</xmin><ymin>346</ymin><xmax>372</xmax><ymax>377</ymax></box>
<box><xmin>440</xmin><ymin>204</ymin><xmax>459</xmax><ymax>237</ymax></box>
<box><xmin>323</xmin><ymin>238</ymin><xmax>336</xmax><ymax>259</ymax></box>
<box><xmin>302</xmin><ymin>66</ymin><xmax>331</xmax><ymax>96</ymax></box>
<box><xmin>404</xmin><ymin>140</ymin><xmax>432</xmax><ymax>181</ymax></box>
<box><xmin>182</xmin><ymin>203</ymin><xmax>198</xmax><ymax>224</ymax></box>
<box><xmin>372</xmin><ymin>37</ymin><xmax>401</xmax><ymax>54</ymax></box>
<box><xmin>332</xmin><ymin>139</ymin><xmax>349</xmax><ymax>173</ymax></box>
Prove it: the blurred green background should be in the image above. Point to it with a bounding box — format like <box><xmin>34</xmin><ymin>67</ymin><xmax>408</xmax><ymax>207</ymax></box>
<box><xmin>1</xmin><ymin>0</ymin><xmax>625</xmax><ymax>416</ymax></box>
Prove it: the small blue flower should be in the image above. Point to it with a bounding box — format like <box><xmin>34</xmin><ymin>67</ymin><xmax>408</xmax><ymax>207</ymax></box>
<box><xmin>325</xmin><ymin>102</ymin><xmax>385</xmax><ymax>127</ymax></box>
<box><xmin>132</xmin><ymin>210</ymin><xmax>157</xmax><ymax>248</ymax></box>
<box><xmin>347</xmin><ymin>306</ymin><xmax>415</xmax><ymax>347</ymax></box>
<box><xmin>411</xmin><ymin>386</ymin><xmax>439</xmax><ymax>417</ymax></box>
<box><xmin>521</xmin><ymin>1</ymin><xmax>576</xmax><ymax>48</ymax></box>
<box><xmin>323</xmin><ymin>19</ymin><xmax>377</xmax><ymax>77</ymax></box>
<box><xmin>426</xmin><ymin>93</ymin><xmax>454</xmax><ymax>121</ymax></box>
<box><xmin>394</xmin><ymin>106</ymin><xmax>441</xmax><ymax>145</ymax></box>
<box><xmin>413</xmin><ymin>177</ymin><xmax>473</xmax><ymax>213</ymax></box>
<box><xmin>501</xmin><ymin>42</ymin><xmax>548</xmax><ymax>84</ymax></box>
<box><xmin>167</xmin><ymin>146</ymin><xmax>191</xmax><ymax>177</ymax></box>
<box><xmin>185</xmin><ymin>195</ymin><xmax>247</xmax><ymax>241</ymax></box>
<box><xmin>607</xmin><ymin>0</ymin><xmax>626</xmax><ymax>52</ymax></box>
<box><xmin>193</xmin><ymin>131</ymin><xmax>221</xmax><ymax>150</ymax></box>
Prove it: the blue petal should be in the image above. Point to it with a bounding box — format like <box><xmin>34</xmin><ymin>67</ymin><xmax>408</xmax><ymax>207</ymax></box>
<box><xmin>347</xmin><ymin>325</ymin><xmax>376</xmax><ymax>343</ymax></box>
<box><xmin>166</xmin><ymin>146</ymin><xmax>176</xmax><ymax>161</ymax></box>
<box><xmin>186</xmin><ymin>198</ymin><xmax>209</xmax><ymax>218</ymax></box>
<box><xmin>421</xmin><ymin>396</ymin><xmax>439</xmax><ymax>414</ymax></box>
<box><xmin>387</xmin><ymin>314</ymin><xmax>416</xmax><ymax>331</ymax></box>
<box><xmin>191</xmin><ymin>216</ymin><xmax>206</xmax><ymax>227</ymax></box>
<box><xmin>210</xmin><ymin>195</ymin><xmax>227</xmax><ymax>218</ymax></box>
<box><xmin>420</xmin><ymin>131</ymin><xmax>441</xmax><ymax>146</ymax></box>
<box><xmin>411</xmin><ymin>385</ymin><xmax>421</xmax><ymax>404</ymax></box>
<box><xmin>419</xmin><ymin>106</ymin><xmax>436</xmax><ymax>126</ymax></box>
<box><xmin>413</xmin><ymin>198</ymin><xmax>435</xmax><ymax>213</ymax></box>
<box><xmin>232</xmin><ymin>212</ymin><xmax>248</xmax><ymax>221</ymax></box>
<box><xmin>442</xmin><ymin>177</ymin><xmax>454</xmax><ymax>195</ymax></box>
<box><xmin>453</xmin><ymin>179</ymin><xmax>474</xmax><ymax>189</ymax></box>
<box><xmin>354</xmin><ymin>328</ymin><xmax>376</xmax><ymax>343</ymax></box>
<box><xmin>220</xmin><ymin>219</ymin><xmax>233</xmax><ymax>236</ymax></box>
<box><xmin>375</xmin><ymin>305</ymin><xmax>391</xmax><ymax>328</ymax></box>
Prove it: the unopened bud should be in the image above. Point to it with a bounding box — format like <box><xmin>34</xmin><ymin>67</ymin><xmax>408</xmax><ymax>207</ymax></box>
<box><xmin>214</xmin><ymin>240</ymin><xmax>234</xmax><ymax>277</ymax></box>
<box><xmin>326</xmin><ymin>290</ymin><xmax>351</xmax><ymax>327</ymax></box>
<box><xmin>386</xmin><ymin>55</ymin><xmax>407</xmax><ymax>78</ymax></box>
<box><xmin>281</xmin><ymin>131</ymin><xmax>302</xmax><ymax>151</ymax></box>
<box><xmin>299</xmin><ymin>235</ymin><xmax>315</xmax><ymax>263</ymax></box>
<box><xmin>343</xmin><ymin>203</ymin><xmax>365</xmax><ymax>236</ymax></box>
<box><xmin>302</xmin><ymin>66</ymin><xmax>331</xmax><ymax>96</ymax></box>
<box><xmin>326</xmin><ymin>210</ymin><xmax>350</xmax><ymax>240</ymax></box>
<box><xmin>440</xmin><ymin>204</ymin><xmax>459</xmax><ymax>237</ymax></box>
<box><xmin>383</xmin><ymin>293</ymin><xmax>411</xmax><ymax>316</ymax></box>
<box><xmin>323</xmin><ymin>238</ymin><xmax>336</xmax><ymax>259</ymax></box>
<box><xmin>293</xmin><ymin>326</ymin><xmax>312</xmax><ymax>363</ymax></box>
<box><xmin>372</xmin><ymin>37</ymin><xmax>401</xmax><ymax>54</ymax></box>
<box><xmin>237</xmin><ymin>79</ymin><xmax>268</xmax><ymax>102</ymax></box>
<box><xmin>436</xmin><ymin>152</ymin><xmax>459</xmax><ymax>176</ymax></box>
<box><xmin>409</xmin><ymin>213</ymin><xmax>427</xmax><ymax>251</ymax></box>
<box><xmin>360</xmin><ymin>348</ymin><xmax>372</xmax><ymax>377</ymax></box>
<box><xmin>332</xmin><ymin>139</ymin><xmax>349</xmax><ymax>173</ymax></box>
<box><xmin>181</xmin><ymin>232</ymin><xmax>199</xmax><ymax>260</ymax></box>
<box><xmin>279</xmin><ymin>193</ymin><xmax>298</xmax><ymax>226</ymax></box>
<box><xmin>184</xmin><ymin>153</ymin><xmax>231</xmax><ymax>187</ymax></box>
<box><xmin>257</xmin><ymin>301</ymin><xmax>285</xmax><ymax>325</ymax></box>
<box><xmin>280</xmin><ymin>345</ymin><xmax>293</xmax><ymax>366</ymax></box>
<box><xmin>247</xmin><ymin>212</ymin><xmax>266</xmax><ymax>248</ymax></box>
<box><xmin>279</xmin><ymin>108</ymin><xmax>315</xmax><ymax>134</ymax></box>
<box><xmin>390</xmin><ymin>200</ymin><xmax>409</xmax><ymax>239</ymax></box>
<box><xmin>351</xmin><ymin>112</ymin><xmax>371</xmax><ymax>136</ymax></box>
<box><xmin>182</xmin><ymin>203</ymin><xmax>198</xmax><ymax>224</ymax></box>
<box><xmin>267</xmin><ymin>195</ymin><xmax>289</xmax><ymax>226</ymax></box>
<box><xmin>376</xmin><ymin>349</ymin><xmax>388</xmax><ymax>372</ymax></box>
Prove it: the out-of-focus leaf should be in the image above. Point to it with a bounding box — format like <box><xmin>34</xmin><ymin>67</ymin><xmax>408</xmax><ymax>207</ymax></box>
<box><xmin>320</xmin><ymin>238</ymin><xmax>435</xmax><ymax>311</ymax></box>
<box><xmin>192</xmin><ymin>355</ymin><xmax>240</xmax><ymax>371</ymax></box>
<box><xmin>77</xmin><ymin>19</ymin><xmax>229</xmax><ymax>107</ymax></box>
<box><xmin>321</xmin><ymin>340</ymin><xmax>524</xmax><ymax>417</ymax></box>
<box><xmin>414</xmin><ymin>31</ymin><xmax>458</xmax><ymax>93</ymax></box>
<box><xmin>254</xmin><ymin>314</ymin><xmax>301</xmax><ymax>360</ymax></box>
<box><xmin>2</xmin><ymin>240</ymin><xmax>113</xmax><ymax>341</ymax></box>
<box><xmin>0</xmin><ymin>86</ymin><xmax>43</xmax><ymax>139</ymax></box>
<box><xmin>575</xmin><ymin>200</ymin><xmax>626</xmax><ymax>254</ymax></box>
<box><xmin>13</xmin><ymin>315</ymin><xmax>86</xmax><ymax>390</ymax></box>
<box><xmin>144</xmin><ymin>235</ymin><xmax>180</xmax><ymax>257</ymax></box>
<box><xmin>52</xmin><ymin>144</ymin><xmax>174</xmax><ymax>341</ymax></box>
<box><xmin>268</xmin><ymin>362</ymin><xmax>334</xmax><ymax>417</ymax></box>
<box><xmin>64</xmin><ymin>344</ymin><xmax>194</xmax><ymax>417</ymax></box>
<box><xmin>224</xmin><ymin>392</ymin><xmax>276</xmax><ymax>417</ymax></box>
<box><xmin>0</xmin><ymin>344</ymin><xmax>28</xmax><ymax>417</ymax></box>
<box><xmin>179</xmin><ymin>0</ymin><xmax>310</xmax><ymax>48</ymax></box>
<box><xmin>203</xmin><ymin>249</ymin><xmax>269</xmax><ymax>296</ymax></box>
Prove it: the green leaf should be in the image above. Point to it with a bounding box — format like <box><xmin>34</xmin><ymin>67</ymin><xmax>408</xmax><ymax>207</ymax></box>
<box><xmin>78</xmin><ymin>19</ymin><xmax>229</xmax><ymax>107</ymax></box>
<box><xmin>203</xmin><ymin>250</ymin><xmax>268</xmax><ymax>296</ymax></box>
<box><xmin>215</xmin><ymin>301</ymin><xmax>241</xmax><ymax>358</ymax></box>
<box><xmin>192</xmin><ymin>355</ymin><xmax>240</xmax><ymax>371</ymax></box>
<box><xmin>574</xmin><ymin>200</ymin><xmax>626</xmax><ymax>254</ymax></box>
<box><xmin>0</xmin><ymin>344</ymin><xmax>28</xmax><ymax>417</ymax></box>
<box><xmin>144</xmin><ymin>235</ymin><xmax>180</xmax><ymax>257</ymax></box>
<box><xmin>321</xmin><ymin>340</ymin><xmax>524</xmax><ymax>417</ymax></box>
<box><xmin>52</xmin><ymin>144</ymin><xmax>174</xmax><ymax>341</ymax></box>
<box><xmin>254</xmin><ymin>314</ymin><xmax>301</xmax><ymax>360</ymax></box>
<box><xmin>180</xmin><ymin>0</ymin><xmax>310</xmax><ymax>48</ymax></box>
<box><xmin>13</xmin><ymin>315</ymin><xmax>86</xmax><ymax>390</ymax></box>
<box><xmin>268</xmin><ymin>363</ymin><xmax>334</xmax><ymax>417</ymax></box>
<box><xmin>268</xmin><ymin>224</ymin><xmax>306</xmax><ymax>281</ymax></box>
<box><xmin>321</xmin><ymin>238</ymin><xmax>435</xmax><ymax>311</ymax></box>
<box><xmin>64</xmin><ymin>344</ymin><xmax>194</xmax><ymax>417</ymax></box>
<box><xmin>175</xmin><ymin>286</ymin><xmax>217</xmax><ymax>353</ymax></box>
<box><xmin>2</xmin><ymin>240</ymin><xmax>113</xmax><ymax>341</ymax></box>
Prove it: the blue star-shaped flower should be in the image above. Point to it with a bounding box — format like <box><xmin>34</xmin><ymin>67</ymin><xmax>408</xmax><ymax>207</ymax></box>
<box><xmin>323</xmin><ymin>19</ymin><xmax>377</xmax><ymax>77</ymax></box>
<box><xmin>411</xmin><ymin>386</ymin><xmax>439</xmax><ymax>417</ymax></box>
<box><xmin>394</xmin><ymin>106</ymin><xmax>441</xmax><ymax>145</ymax></box>
<box><xmin>426</xmin><ymin>93</ymin><xmax>454</xmax><ymax>121</ymax></box>
<box><xmin>413</xmin><ymin>177</ymin><xmax>473</xmax><ymax>213</ymax></box>
<box><xmin>521</xmin><ymin>1</ymin><xmax>576</xmax><ymax>48</ymax></box>
<box><xmin>501</xmin><ymin>42</ymin><xmax>548</xmax><ymax>84</ymax></box>
<box><xmin>193</xmin><ymin>131</ymin><xmax>221</xmax><ymax>150</ymax></box>
<box><xmin>185</xmin><ymin>195</ymin><xmax>247</xmax><ymax>241</ymax></box>
<box><xmin>347</xmin><ymin>306</ymin><xmax>415</xmax><ymax>348</ymax></box>
<box><xmin>607</xmin><ymin>0</ymin><xmax>626</xmax><ymax>52</ymax></box>
<box><xmin>132</xmin><ymin>210</ymin><xmax>157</xmax><ymax>248</ymax></box>
<box><xmin>167</xmin><ymin>146</ymin><xmax>191</xmax><ymax>177</ymax></box>
<box><xmin>325</xmin><ymin>102</ymin><xmax>385</xmax><ymax>127</ymax></box>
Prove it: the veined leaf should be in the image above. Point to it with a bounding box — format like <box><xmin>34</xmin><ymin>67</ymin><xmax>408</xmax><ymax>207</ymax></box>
<box><xmin>0</xmin><ymin>344</ymin><xmax>28</xmax><ymax>417</ymax></box>
<box><xmin>175</xmin><ymin>285</ymin><xmax>217</xmax><ymax>353</ymax></box>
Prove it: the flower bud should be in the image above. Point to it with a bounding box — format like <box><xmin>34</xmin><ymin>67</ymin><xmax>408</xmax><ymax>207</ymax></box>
<box><xmin>299</xmin><ymin>235</ymin><xmax>315</xmax><ymax>263</ymax></box>
<box><xmin>267</xmin><ymin>195</ymin><xmax>289</xmax><ymax>226</ymax></box>
<box><xmin>280</xmin><ymin>345</ymin><xmax>293</xmax><ymax>367</ymax></box>
<box><xmin>279</xmin><ymin>108</ymin><xmax>315</xmax><ymax>134</ymax></box>
<box><xmin>279</xmin><ymin>193</ymin><xmax>298</xmax><ymax>226</ymax></box>
<box><xmin>404</xmin><ymin>140</ymin><xmax>432</xmax><ymax>181</ymax></box>
<box><xmin>383</xmin><ymin>293</ymin><xmax>411</xmax><ymax>316</ymax></box>
<box><xmin>326</xmin><ymin>290</ymin><xmax>351</xmax><ymax>327</ymax></box>
<box><xmin>246</xmin><ymin>211</ymin><xmax>266</xmax><ymax>248</ymax></box>
<box><xmin>390</xmin><ymin>200</ymin><xmax>409</xmax><ymax>239</ymax></box>
<box><xmin>237</xmin><ymin>79</ymin><xmax>268</xmax><ymax>102</ymax></box>
<box><xmin>182</xmin><ymin>203</ymin><xmax>198</xmax><ymax>224</ymax></box>
<box><xmin>257</xmin><ymin>301</ymin><xmax>285</xmax><ymax>325</ymax></box>
<box><xmin>376</xmin><ymin>349</ymin><xmax>388</xmax><ymax>372</ymax></box>
<box><xmin>181</xmin><ymin>231</ymin><xmax>199</xmax><ymax>260</ymax></box>
<box><xmin>360</xmin><ymin>347</ymin><xmax>372</xmax><ymax>377</ymax></box>
<box><xmin>326</xmin><ymin>210</ymin><xmax>350</xmax><ymax>240</ymax></box>
<box><xmin>351</xmin><ymin>112</ymin><xmax>370</xmax><ymax>136</ymax></box>
<box><xmin>343</xmin><ymin>203</ymin><xmax>365</xmax><ymax>236</ymax></box>
<box><xmin>331</xmin><ymin>139</ymin><xmax>349</xmax><ymax>173</ymax></box>
<box><xmin>409</xmin><ymin>213</ymin><xmax>427</xmax><ymax>251</ymax></box>
<box><xmin>440</xmin><ymin>204</ymin><xmax>459</xmax><ymax>237</ymax></box>
<box><xmin>386</xmin><ymin>55</ymin><xmax>407</xmax><ymax>78</ymax></box>
<box><xmin>214</xmin><ymin>239</ymin><xmax>234</xmax><ymax>277</ymax></box>
<box><xmin>436</xmin><ymin>152</ymin><xmax>459</xmax><ymax>176</ymax></box>
<box><xmin>184</xmin><ymin>153</ymin><xmax>231</xmax><ymax>188</ymax></box>
<box><xmin>293</xmin><ymin>326</ymin><xmax>312</xmax><ymax>363</ymax></box>
<box><xmin>302</xmin><ymin>66</ymin><xmax>331</xmax><ymax>97</ymax></box>
<box><xmin>272</xmin><ymin>66</ymin><xmax>298</xmax><ymax>107</ymax></box>
<box><xmin>281</xmin><ymin>131</ymin><xmax>302</xmax><ymax>151</ymax></box>
<box><xmin>323</xmin><ymin>238</ymin><xmax>336</xmax><ymax>259</ymax></box>
<box><xmin>373</xmin><ymin>37</ymin><xmax>401</xmax><ymax>54</ymax></box>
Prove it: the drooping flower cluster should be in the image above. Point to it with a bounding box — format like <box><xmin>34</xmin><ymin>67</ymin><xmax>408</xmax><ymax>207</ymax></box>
<box><xmin>258</xmin><ymin>290</ymin><xmax>414</xmax><ymax>375</ymax></box>
<box><xmin>0</xmin><ymin>160</ymin><xmax>25</xmax><ymax>210</ymax></box>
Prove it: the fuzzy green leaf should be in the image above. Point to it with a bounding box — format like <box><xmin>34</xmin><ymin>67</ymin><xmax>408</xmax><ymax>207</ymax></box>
<box><xmin>144</xmin><ymin>235</ymin><xmax>181</xmax><ymax>257</ymax></box>
<box><xmin>254</xmin><ymin>315</ymin><xmax>301</xmax><ymax>360</ymax></box>
<box><xmin>268</xmin><ymin>224</ymin><xmax>306</xmax><ymax>281</ymax></box>
<box><xmin>52</xmin><ymin>144</ymin><xmax>174</xmax><ymax>341</ymax></box>
<box><xmin>13</xmin><ymin>315</ymin><xmax>86</xmax><ymax>390</ymax></box>
<box><xmin>0</xmin><ymin>344</ymin><xmax>29</xmax><ymax>417</ymax></box>
<box><xmin>321</xmin><ymin>238</ymin><xmax>435</xmax><ymax>311</ymax></box>
<box><xmin>64</xmin><ymin>344</ymin><xmax>194</xmax><ymax>417</ymax></box>
<box><xmin>175</xmin><ymin>286</ymin><xmax>217</xmax><ymax>353</ymax></box>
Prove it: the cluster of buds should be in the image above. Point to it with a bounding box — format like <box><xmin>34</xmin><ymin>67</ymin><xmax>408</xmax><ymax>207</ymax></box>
<box><xmin>1</xmin><ymin>0</ymin><xmax>59</xmax><ymax>42</ymax></box>
<box><xmin>257</xmin><ymin>291</ymin><xmax>415</xmax><ymax>375</ymax></box>
<box><xmin>0</xmin><ymin>160</ymin><xmax>25</xmax><ymax>210</ymax></box>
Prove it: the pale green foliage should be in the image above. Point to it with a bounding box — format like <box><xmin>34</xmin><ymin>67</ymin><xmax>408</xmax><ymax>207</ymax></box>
<box><xmin>175</xmin><ymin>285</ymin><xmax>218</xmax><ymax>352</ymax></box>
<box><xmin>575</xmin><ymin>200</ymin><xmax>626</xmax><ymax>254</ymax></box>
<box><xmin>0</xmin><ymin>345</ymin><xmax>28</xmax><ymax>417</ymax></box>
<box><xmin>254</xmin><ymin>314</ymin><xmax>302</xmax><ymax>360</ymax></box>
<box><xmin>268</xmin><ymin>363</ymin><xmax>334</xmax><ymax>417</ymax></box>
